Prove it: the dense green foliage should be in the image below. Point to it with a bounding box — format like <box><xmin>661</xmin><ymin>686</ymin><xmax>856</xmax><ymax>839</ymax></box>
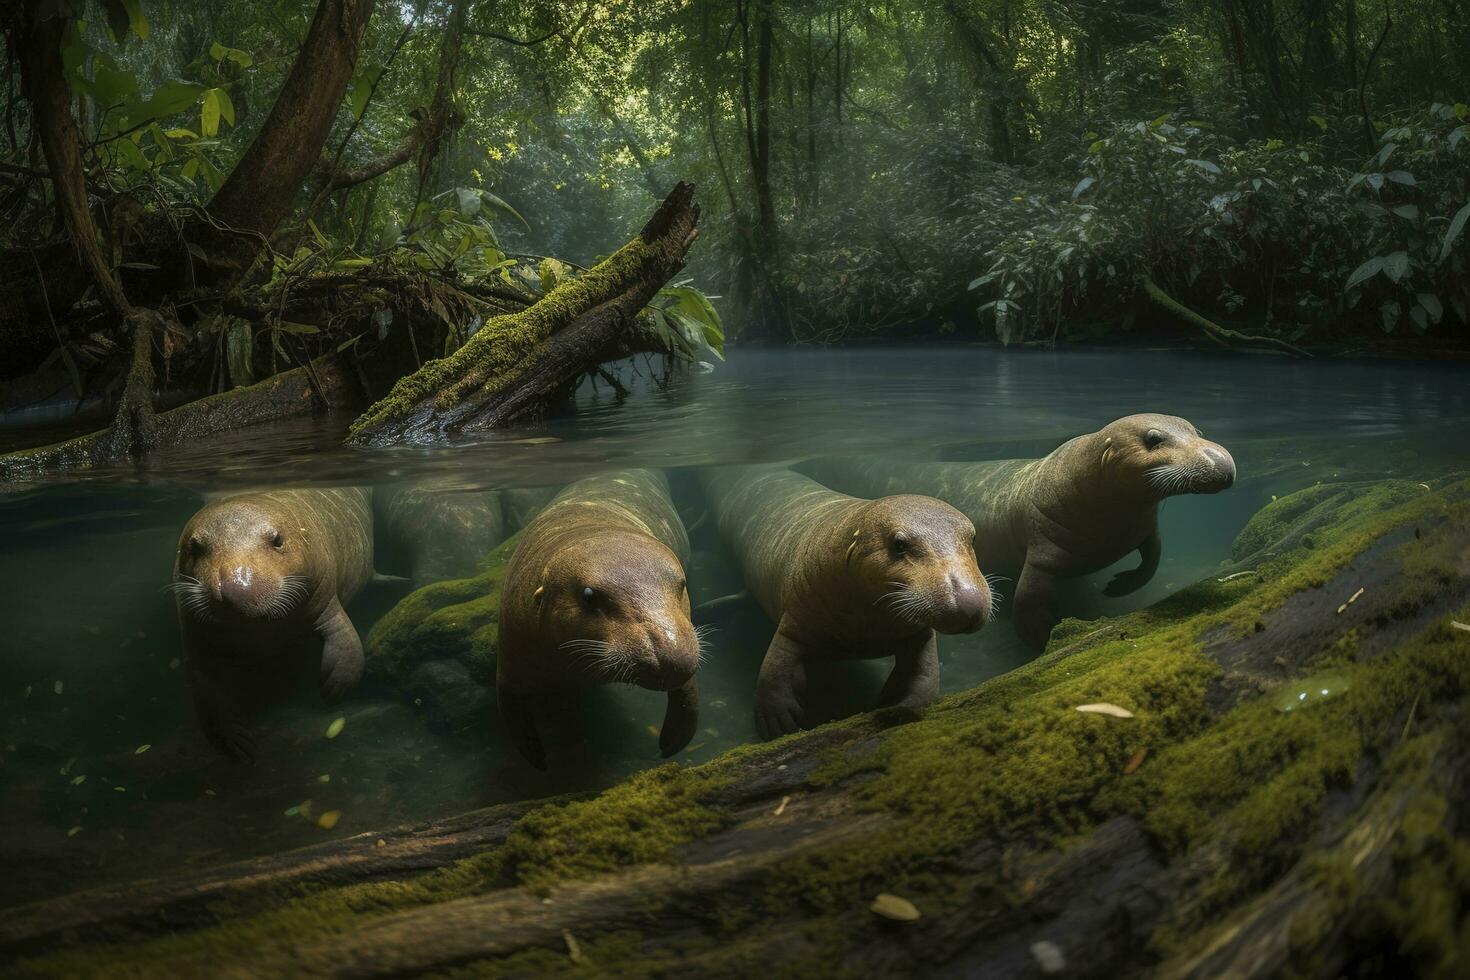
<box><xmin>3</xmin><ymin>0</ymin><xmax>1468</xmax><ymax>353</ymax></box>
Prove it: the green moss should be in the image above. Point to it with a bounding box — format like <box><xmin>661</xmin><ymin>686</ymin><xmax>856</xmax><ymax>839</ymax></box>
<box><xmin>364</xmin><ymin>531</ymin><xmax>522</xmax><ymax>683</ymax></box>
<box><xmin>348</xmin><ymin>235</ymin><xmax>660</xmax><ymax>436</ymax></box>
<box><xmin>491</xmin><ymin>762</ymin><xmax>730</xmax><ymax>892</ymax></box>
<box><xmin>14</xmin><ymin>478</ymin><xmax>1470</xmax><ymax>977</ymax></box>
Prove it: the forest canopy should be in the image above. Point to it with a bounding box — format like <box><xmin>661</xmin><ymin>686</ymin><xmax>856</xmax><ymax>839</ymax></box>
<box><xmin>1</xmin><ymin>0</ymin><xmax>1468</xmax><ymax>458</ymax></box>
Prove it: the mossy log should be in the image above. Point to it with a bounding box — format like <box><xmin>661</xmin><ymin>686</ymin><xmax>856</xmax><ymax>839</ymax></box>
<box><xmin>5</xmin><ymin>477</ymin><xmax>1470</xmax><ymax>977</ymax></box>
<box><xmin>0</xmin><ymin>353</ymin><xmax>362</xmax><ymax>481</ymax></box>
<box><xmin>346</xmin><ymin>182</ymin><xmax>701</xmax><ymax>446</ymax></box>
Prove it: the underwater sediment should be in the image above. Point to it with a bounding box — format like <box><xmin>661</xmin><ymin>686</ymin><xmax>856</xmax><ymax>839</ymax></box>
<box><xmin>1</xmin><ymin>474</ymin><xmax>1468</xmax><ymax>977</ymax></box>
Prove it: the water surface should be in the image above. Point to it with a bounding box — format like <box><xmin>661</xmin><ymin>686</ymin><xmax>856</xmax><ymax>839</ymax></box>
<box><xmin>2</xmin><ymin>347</ymin><xmax>1466</xmax><ymax>908</ymax></box>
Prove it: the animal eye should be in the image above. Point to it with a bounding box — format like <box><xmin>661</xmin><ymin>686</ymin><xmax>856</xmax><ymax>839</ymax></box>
<box><xmin>890</xmin><ymin>534</ymin><xmax>910</xmax><ymax>556</ymax></box>
<box><xmin>271</xmin><ymin>531</ymin><xmax>284</xmax><ymax>549</ymax></box>
<box><xmin>1144</xmin><ymin>429</ymin><xmax>1165</xmax><ymax>450</ymax></box>
<box><xmin>582</xmin><ymin>586</ymin><xmax>599</xmax><ymax>607</ymax></box>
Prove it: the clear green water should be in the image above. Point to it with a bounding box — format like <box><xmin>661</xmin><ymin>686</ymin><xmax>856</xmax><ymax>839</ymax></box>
<box><xmin>1</xmin><ymin>347</ymin><xmax>1466</xmax><ymax>908</ymax></box>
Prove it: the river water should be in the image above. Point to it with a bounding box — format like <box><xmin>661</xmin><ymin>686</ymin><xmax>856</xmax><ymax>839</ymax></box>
<box><xmin>1</xmin><ymin>347</ymin><xmax>1466</xmax><ymax>908</ymax></box>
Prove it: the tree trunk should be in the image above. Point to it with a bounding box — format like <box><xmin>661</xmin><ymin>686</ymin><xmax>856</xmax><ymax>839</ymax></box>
<box><xmin>207</xmin><ymin>0</ymin><xmax>376</xmax><ymax>266</ymax></box>
<box><xmin>345</xmin><ymin>182</ymin><xmax>701</xmax><ymax>446</ymax></box>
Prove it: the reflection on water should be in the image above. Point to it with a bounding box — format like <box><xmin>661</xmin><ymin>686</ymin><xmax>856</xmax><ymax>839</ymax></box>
<box><xmin>0</xmin><ymin>347</ymin><xmax>1466</xmax><ymax>909</ymax></box>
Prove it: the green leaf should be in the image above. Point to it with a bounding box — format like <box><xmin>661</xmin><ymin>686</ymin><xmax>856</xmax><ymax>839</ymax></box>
<box><xmin>1439</xmin><ymin>202</ymin><xmax>1470</xmax><ymax>263</ymax></box>
<box><xmin>133</xmin><ymin>81</ymin><xmax>206</xmax><ymax>123</ymax></box>
<box><xmin>1087</xmin><ymin>139</ymin><xmax>1107</xmax><ymax>155</ymax></box>
<box><xmin>1071</xmin><ymin>176</ymin><xmax>1095</xmax><ymax>200</ymax></box>
<box><xmin>1416</xmin><ymin>293</ymin><xmax>1443</xmax><ymax>324</ymax></box>
<box><xmin>479</xmin><ymin>191</ymin><xmax>529</xmax><ymax>230</ymax></box>
<box><xmin>1382</xmin><ymin>251</ymin><xmax>1410</xmax><ymax>283</ymax></box>
<box><xmin>1456</xmin><ymin>103</ymin><xmax>1469</xmax><ymax>121</ymax></box>
<box><xmin>213</xmin><ymin>88</ymin><xmax>235</xmax><ymax>127</ymax></box>
<box><xmin>180</xmin><ymin>157</ymin><xmax>199</xmax><ymax>180</ymax></box>
<box><xmin>276</xmin><ymin>321</ymin><xmax>320</xmax><ymax>335</ymax></box>
<box><xmin>1309</xmin><ymin>115</ymin><xmax>1328</xmax><ymax>132</ymax></box>
<box><xmin>121</xmin><ymin>0</ymin><xmax>149</xmax><ymax>39</ymax></box>
<box><xmin>1385</xmin><ymin>170</ymin><xmax>1416</xmax><ymax>186</ymax></box>
<box><xmin>307</xmin><ymin>218</ymin><xmax>331</xmax><ymax>249</ymax></box>
<box><xmin>1184</xmin><ymin>158</ymin><xmax>1221</xmax><ymax>174</ymax></box>
<box><xmin>1344</xmin><ymin>256</ymin><xmax>1384</xmax><ymax>292</ymax></box>
<box><xmin>1391</xmin><ymin>204</ymin><xmax>1419</xmax><ymax>220</ymax></box>
<box><xmin>92</xmin><ymin>56</ymin><xmax>140</xmax><ymax>106</ymax></box>
<box><xmin>200</xmin><ymin>89</ymin><xmax>220</xmax><ymax>137</ymax></box>
<box><xmin>1379</xmin><ymin>300</ymin><xmax>1400</xmax><ymax>333</ymax></box>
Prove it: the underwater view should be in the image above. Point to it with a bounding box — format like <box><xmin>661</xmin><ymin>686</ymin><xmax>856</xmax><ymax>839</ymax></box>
<box><xmin>3</xmin><ymin>0</ymin><xmax>1470</xmax><ymax>976</ymax></box>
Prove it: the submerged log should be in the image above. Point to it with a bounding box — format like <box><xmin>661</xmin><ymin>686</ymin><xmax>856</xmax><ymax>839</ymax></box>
<box><xmin>0</xmin><ymin>353</ymin><xmax>362</xmax><ymax>481</ymax></box>
<box><xmin>346</xmin><ymin>182</ymin><xmax>700</xmax><ymax>446</ymax></box>
<box><xmin>3</xmin><ymin>476</ymin><xmax>1468</xmax><ymax>976</ymax></box>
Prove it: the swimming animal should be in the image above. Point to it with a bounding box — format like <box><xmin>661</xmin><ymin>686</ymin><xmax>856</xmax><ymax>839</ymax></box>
<box><xmin>172</xmin><ymin>488</ymin><xmax>375</xmax><ymax>762</ymax></box>
<box><xmin>803</xmin><ymin>414</ymin><xmax>1236</xmax><ymax>650</ymax></box>
<box><xmin>702</xmin><ymin>467</ymin><xmax>991</xmax><ymax>740</ymax></box>
<box><xmin>497</xmin><ymin>469</ymin><xmax>700</xmax><ymax>769</ymax></box>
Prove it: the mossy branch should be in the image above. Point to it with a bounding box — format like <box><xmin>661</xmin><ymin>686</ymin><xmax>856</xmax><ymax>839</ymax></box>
<box><xmin>346</xmin><ymin>182</ymin><xmax>700</xmax><ymax>446</ymax></box>
<box><xmin>1143</xmin><ymin>276</ymin><xmax>1312</xmax><ymax>358</ymax></box>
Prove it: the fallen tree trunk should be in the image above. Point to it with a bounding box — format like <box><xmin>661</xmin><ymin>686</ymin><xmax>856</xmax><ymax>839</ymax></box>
<box><xmin>0</xmin><ymin>353</ymin><xmax>362</xmax><ymax>481</ymax></box>
<box><xmin>4</xmin><ymin>476</ymin><xmax>1468</xmax><ymax>976</ymax></box>
<box><xmin>346</xmin><ymin>182</ymin><xmax>700</xmax><ymax>446</ymax></box>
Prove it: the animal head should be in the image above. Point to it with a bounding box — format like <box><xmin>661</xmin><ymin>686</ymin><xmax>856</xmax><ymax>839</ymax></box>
<box><xmin>533</xmin><ymin>530</ymin><xmax>700</xmax><ymax>692</ymax></box>
<box><xmin>1096</xmin><ymin>414</ymin><xmax>1236</xmax><ymax>498</ymax></box>
<box><xmin>172</xmin><ymin>500</ymin><xmax>312</xmax><ymax>623</ymax></box>
<box><xmin>846</xmin><ymin>495</ymin><xmax>992</xmax><ymax>635</ymax></box>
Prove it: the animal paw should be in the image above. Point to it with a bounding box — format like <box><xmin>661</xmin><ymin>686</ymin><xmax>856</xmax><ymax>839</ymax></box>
<box><xmin>659</xmin><ymin>711</ymin><xmax>698</xmax><ymax>758</ymax></box>
<box><xmin>754</xmin><ymin>696</ymin><xmax>804</xmax><ymax>741</ymax></box>
<box><xmin>1103</xmin><ymin>570</ymin><xmax>1149</xmax><ymax>597</ymax></box>
<box><xmin>215</xmin><ymin>724</ymin><xmax>258</xmax><ymax>765</ymax></box>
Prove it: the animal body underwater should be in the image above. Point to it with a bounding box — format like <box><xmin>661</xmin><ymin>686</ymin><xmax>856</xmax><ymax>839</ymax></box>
<box><xmin>168</xmin><ymin>414</ymin><xmax>1235</xmax><ymax>764</ymax></box>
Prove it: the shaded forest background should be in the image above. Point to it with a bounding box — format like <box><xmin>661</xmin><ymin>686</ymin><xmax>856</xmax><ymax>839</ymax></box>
<box><xmin>2</xmin><ymin>0</ymin><xmax>1469</xmax><ymax>449</ymax></box>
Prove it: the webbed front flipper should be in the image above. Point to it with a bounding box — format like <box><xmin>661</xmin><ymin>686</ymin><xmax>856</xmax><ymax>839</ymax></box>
<box><xmin>876</xmin><ymin>631</ymin><xmax>941</xmax><ymax>709</ymax></box>
<box><xmin>1103</xmin><ymin>532</ymin><xmax>1161</xmax><ymax>598</ymax></box>
<box><xmin>1013</xmin><ymin>560</ymin><xmax>1060</xmax><ymax>651</ymax></box>
<box><xmin>316</xmin><ymin>597</ymin><xmax>365</xmax><ymax>702</ymax></box>
<box><xmin>498</xmin><ymin>687</ymin><xmax>547</xmax><ymax>770</ymax></box>
<box><xmin>659</xmin><ymin>676</ymin><xmax>700</xmax><ymax>757</ymax></box>
<box><xmin>187</xmin><ymin>661</ymin><xmax>257</xmax><ymax>764</ymax></box>
<box><xmin>754</xmin><ymin>620</ymin><xmax>811</xmax><ymax>741</ymax></box>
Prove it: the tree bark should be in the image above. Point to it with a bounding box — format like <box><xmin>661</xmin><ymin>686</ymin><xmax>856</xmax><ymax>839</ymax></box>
<box><xmin>345</xmin><ymin>182</ymin><xmax>700</xmax><ymax>446</ymax></box>
<box><xmin>206</xmin><ymin>0</ymin><xmax>376</xmax><ymax>267</ymax></box>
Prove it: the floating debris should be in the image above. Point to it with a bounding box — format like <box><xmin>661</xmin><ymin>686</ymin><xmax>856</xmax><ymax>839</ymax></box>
<box><xmin>168</xmin><ymin>658</ymin><xmax>180</xmax><ymax>670</ymax></box>
<box><xmin>1031</xmin><ymin>939</ymin><xmax>1066</xmax><ymax>974</ymax></box>
<box><xmin>1217</xmin><ymin>570</ymin><xmax>1255</xmax><ymax>583</ymax></box>
<box><xmin>1337</xmin><ymin>587</ymin><xmax>1365</xmax><ymax>614</ymax></box>
<box><xmin>1275</xmin><ymin>672</ymin><xmax>1350</xmax><ymax>713</ymax></box>
<box><xmin>204</xmin><ymin>789</ymin><xmax>217</xmax><ymax>797</ymax></box>
<box><xmin>134</xmin><ymin>744</ymin><xmax>151</xmax><ymax>755</ymax></box>
<box><xmin>70</xmin><ymin>775</ymin><xmax>86</xmax><ymax>786</ymax></box>
<box><xmin>870</xmin><ymin>893</ymin><xmax>921</xmax><ymax>922</ymax></box>
<box><xmin>1451</xmin><ymin>621</ymin><xmax>1469</xmax><ymax>633</ymax></box>
<box><xmin>375</xmin><ymin>838</ymin><xmax>386</xmax><ymax>848</ymax></box>
<box><xmin>325</xmin><ymin>717</ymin><xmax>346</xmax><ymax>739</ymax></box>
<box><xmin>562</xmin><ymin>929</ymin><xmax>584</xmax><ymax>963</ymax></box>
<box><xmin>317</xmin><ymin>774</ymin><xmax>331</xmax><ymax>784</ymax></box>
<box><xmin>54</xmin><ymin>681</ymin><xmax>63</xmax><ymax>695</ymax></box>
<box><xmin>1075</xmin><ymin>703</ymin><xmax>1134</xmax><ymax>719</ymax></box>
<box><xmin>113</xmin><ymin>786</ymin><xmax>126</xmax><ymax>793</ymax></box>
<box><xmin>774</xmin><ymin>795</ymin><xmax>791</xmax><ymax>817</ymax></box>
<box><xmin>317</xmin><ymin>810</ymin><xmax>341</xmax><ymax>830</ymax></box>
<box><xmin>284</xmin><ymin>805</ymin><xmax>301</xmax><ymax>817</ymax></box>
<box><xmin>67</xmin><ymin>826</ymin><xmax>83</xmax><ymax>838</ymax></box>
<box><xmin>646</xmin><ymin>724</ymin><xmax>660</xmax><ymax>737</ymax></box>
<box><xmin>513</xmin><ymin>436</ymin><xmax>562</xmax><ymax>445</ymax></box>
<box><xmin>1124</xmin><ymin>747</ymin><xmax>1149</xmax><ymax>775</ymax></box>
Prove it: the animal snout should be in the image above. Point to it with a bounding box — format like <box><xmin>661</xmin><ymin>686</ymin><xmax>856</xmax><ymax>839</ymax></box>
<box><xmin>635</xmin><ymin>622</ymin><xmax>698</xmax><ymax>691</ymax></box>
<box><xmin>939</xmin><ymin>572</ymin><xmax>989</xmax><ymax>634</ymax></box>
<box><xmin>217</xmin><ymin>564</ymin><xmax>259</xmax><ymax>607</ymax></box>
<box><xmin>1201</xmin><ymin>445</ymin><xmax>1237</xmax><ymax>489</ymax></box>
